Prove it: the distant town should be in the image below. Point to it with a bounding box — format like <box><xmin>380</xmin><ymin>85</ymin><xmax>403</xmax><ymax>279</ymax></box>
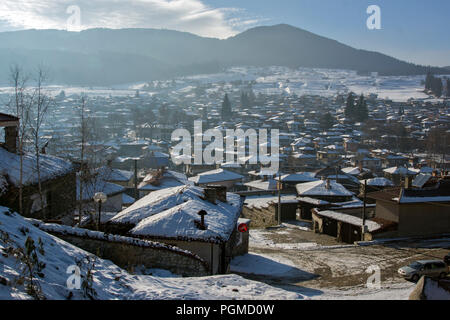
<box><xmin>0</xmin><ymin>64</ymin><xmax>449</xmax><ymax>301</ymax></box>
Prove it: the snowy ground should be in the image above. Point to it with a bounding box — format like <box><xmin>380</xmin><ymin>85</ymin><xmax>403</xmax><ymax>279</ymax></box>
<box><xmin>230</xmin><ymin>222</ymin><xmax>450</xmax><ymax>300</ymax></box>
<box><xmin>0</xmin><ymin>207</ymin><xmax>302</xmax><ymax>300</ymax></box>
<box><xmin>0</xmin><ymin>66</ymin><xmax>445</xmax><ymax>102</ymax></box>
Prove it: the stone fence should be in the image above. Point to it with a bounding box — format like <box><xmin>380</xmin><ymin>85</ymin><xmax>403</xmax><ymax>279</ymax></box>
<box><xmin>29</xmin><ymin>220</ymin><xmax>209</xmax><ymax>277</ymax></box>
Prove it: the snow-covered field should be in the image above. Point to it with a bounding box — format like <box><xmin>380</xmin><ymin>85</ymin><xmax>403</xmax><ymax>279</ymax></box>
<box><xmin>178</xmin><ymin>66</ymin><xmax>443</xmax><ymax>102</ymax></box>
<box><xmin>0</xmin><ymin>66</ymin><xmax>444</xmax><ymax>102</ymax></box>
<box><xmin>0</xmin><ymin>207</ymin><xmax>302</xmax><ymax>300</ymax></box>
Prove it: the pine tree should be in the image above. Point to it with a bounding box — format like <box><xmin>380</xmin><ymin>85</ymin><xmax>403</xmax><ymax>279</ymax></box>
<box><xmin>345</xmin><ymin>92</ymin><xmax>354</xmax><ymax>118</ymax></box>
<box><xmin>320</xmin><ymin>112</ymin><xmax>335</xmax><ymax>130</ymax></box>
<box><xmin>446</xmin><ymin>79</ymin><xmax>450</xmax><ymax>97</ymax></box>
<box><xmin>221</xmin><ymin>94</ymin><xmax>232</xmax><ymax>120</ymax></box>
<box><xmin>433</xmin><ymin>77</ymin><xmax>443</xmax><ymax>97</ymax></box>
<box><xmin>240</xmin><ymin>92</ymin><xmax>249</xmax><ymax>108</ymax></box>
<box><xmin>425</xmin><ymin>72</ymin><xmax>433</xmax><ymax>91</ymax></box>
<box><xmin>355</xmin><ymin>94</ymin><xmax>369</xmax><ymax>122</ymax></box>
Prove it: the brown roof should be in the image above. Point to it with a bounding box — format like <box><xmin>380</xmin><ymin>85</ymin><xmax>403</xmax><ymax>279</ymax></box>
<box><xmin>0</xmin><ymin>113</ymin><xmax>19</xmax><ymax>123</ymax></box>
<box><xmin>367</xmin><ymin>187</ymin><xmax>401</xmax><ymax>202</ymax></box>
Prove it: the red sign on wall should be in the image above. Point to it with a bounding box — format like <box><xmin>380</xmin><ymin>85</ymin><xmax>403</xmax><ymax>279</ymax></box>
<box><xmin>238</xmin><ymin>223</ymin><xmax>248</xmax><ymax>233</ymax></box>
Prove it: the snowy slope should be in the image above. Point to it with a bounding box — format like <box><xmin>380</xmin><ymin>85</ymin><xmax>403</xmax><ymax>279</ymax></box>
<box><xmin>0</xmin><ymin>207</ymin><xmax>300</xmax><ymax>300</ymax></box>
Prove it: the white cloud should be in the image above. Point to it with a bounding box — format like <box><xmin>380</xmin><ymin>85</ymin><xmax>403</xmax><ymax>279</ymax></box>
<box><xmin>0</xmin><ymin>0</ymin><xmax>262</xmax><ymax>38</ymax></box>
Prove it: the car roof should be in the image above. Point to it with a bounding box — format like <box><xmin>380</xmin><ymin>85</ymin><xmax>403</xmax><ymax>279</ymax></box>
<box><xmin>416</xmin><ymin>260</ymin><xmax>444</xmax><ymax>264</ymax></box>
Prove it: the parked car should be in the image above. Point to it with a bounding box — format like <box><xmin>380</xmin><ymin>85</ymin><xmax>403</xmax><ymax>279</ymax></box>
<box><xmin>445</xmin><ymin>253</ymin><xmax>450</xmax><ymax>266</ymax></box>
<box><xmin>398</xmin><ymin>260</ymin><xmax>449</xmax><ymax>282</ymax></box>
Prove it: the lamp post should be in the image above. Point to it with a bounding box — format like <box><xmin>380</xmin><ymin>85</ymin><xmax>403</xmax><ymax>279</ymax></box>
<box><xmin>93</xmin><ymin>192</ymin><xmax>107</xmax><ymax>231</ymax></box>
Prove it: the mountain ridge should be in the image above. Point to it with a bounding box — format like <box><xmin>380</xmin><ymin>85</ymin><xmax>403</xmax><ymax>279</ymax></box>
<box><xmin>0</xmin><ymin>24</ymin><xmax>445</xmax><ymax>85</ymax></box>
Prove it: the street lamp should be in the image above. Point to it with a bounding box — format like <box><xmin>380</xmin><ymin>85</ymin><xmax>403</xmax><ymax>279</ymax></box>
<box><xmin>93</xmin><ymin>192</ymin><xmax>107</xmax><ymax>231</ymax></box>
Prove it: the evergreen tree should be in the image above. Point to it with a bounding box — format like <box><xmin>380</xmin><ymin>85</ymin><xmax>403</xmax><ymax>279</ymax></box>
<box><xmin>240</xmin><ymin>92</ymin><xmax>250</xmax><ymax>108</ymax></box>
<box><xmin>319</xmin><ymin>112</ymin><xmax>335</xmax><ymax>130</ymax></box>
<box><xmin>345</xmin><ymin>92</ymin><xmax>355</xmax><ymax>119</ymax></box>
<box><xmin>248</xmin><ymin>89</ymin><xmax>256</xmax><ymax>106</ymax></box>
<box><xmin>446</xmin><ymin>79</ymin><xmax>450</xmax><ymax>97</ymax></box>
<box><xmin>433</xmin><ymin>77</ymin><xmax>443</xmax><ymax>97</ymax></box>
<box><xmin>355</xmin><ymin>94</ymin><xmax>369</xmax><ymax>122</ymax></box>
<box><xmin>221</xmin><ymin>93</ymin><xmax>232</xmax><ymax>120</ymax></box>
<box><xmin>425</xmin><ymin>71</ymin><xmax>433</xmax><ymax>91</ymax></box>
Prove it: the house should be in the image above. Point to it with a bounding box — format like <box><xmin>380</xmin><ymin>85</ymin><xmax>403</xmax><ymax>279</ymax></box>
<box><xmin>383</xmin><ymin>166</ymin><xmax>418</xmax><ymax>185</ymax></box>
<box><xmin>97</xmin><ymin>165</ymin><xmax>134</xmax><ymax>187</ymax></box>
<box><xmin>138</xmin><ymin>169</ymin><xmax>191</xmax><ymax>198</ymax></box>
<box><xmin>189</xmin><ymin>169</ymin><xmax>244</xmax><ymax>190</ymax></box>
<box><xmin>0</xmin><ymin>114</ymin><xmax>76</xmax><ymax>219</ymax></box>
<box><xmin>296</xmin><ymin>178</ymin><xmax>354</xmax><ymax>220</ymax></box>
<box><xmin>367</xmin><ymin>177</ymin><xmax>450</xmax><ymax>237</ymax></box>
<box><xmin>311</xmin><ymin>209</ymin><xmax>394</xmax><ymax>243</ymax></box>
<box><xmin>244</xmin><ymin>178</ymin><xmax>278</xmax><ymax>191</ymax></box>
<box><xmin>242</xmin><ymin>194</ymin><xmax>299</xmax><ymax>227</ymax></box>
<box><xmin>360</xmin><ymin>177</ymin><xmax>395</xmax><ymax>201</ymax></box>
<box><xmin>107</xmin><ymin>185</ymin><xmax>244</xmax><ymax>274</ymax></box>
<box><xmin>77</xmin><ymin>172</ymin><xmax>126</xmax><ymax>214</ymax></box>
<box><xmin>275</xmin><ymin>172</ymin><xmax>319</xmax><ymax>192</ymax></box>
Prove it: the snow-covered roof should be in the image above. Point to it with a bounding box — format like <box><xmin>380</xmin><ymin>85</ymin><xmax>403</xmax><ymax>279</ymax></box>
<box><xmin>76</xmin><ymin>175</ymin><xmax>125</xmax><ymax>201</ymax></box>
<box><xmin>383</xmin><ymin>166</ymin><xmax>417</xmax><ymax>175</ymax></box>
<box><xmin>365</xmin><ymin>177</ymin><xmax>394</xmax><ymax>187</ymax></box>
<box><xmin>244</xmin><ymin>179</ymin><xmax>278</xmax><ymax>191</ymax></box>
<box><xmin>296</xmin><ymin>180</ymin><xmax>354</xmax><ymax>197</ymax></box>
<box><xmin>315</xmin><ymin>210</ymin><xmax>382</xmax><ymax>232</ymax></box>
<box><xmin>276</xmin><ymin>172</ymin><xmax>318</xmax><ymax>183</ymax></box>
<box><xmin>397</xmin><ymin>195</ymin><xmax>450</xmax><ymax>204</ymax></box>
<box><xmin>98</xmin><ymin>166</ymin><xmax>133</xmax><ymax>182</ymax></box>
<box><xmin>122</xmin><ymin>193</ymin><xmax>136</xmax><ymax>205</ymax></box>
<box><xmin>110</xmin><ymin>185</ymin><xmax>205</xmax><ymax>226</ymax></box>
<box><xmin>0</xmin><ymin>147</ymin><xmax>74</xmax><ymax>187</ymax></box>
<box><xmin>130</xmin><ymin>196</ymin><xmax>242</xmax><ymax>243</ymax></box>
<box><xmin>244</xmin><ymin>194</ymin><xmax>298</xmax><ymax>210</ymax></box>
<box><xmin>189</xmin><ymin>169</ymin><xmax>243</xmax><ymax>184</ymax></box>
<box><xmin>342</xmin><ymin>167</ymin><xmax>361</xmax><ymax>176</ymax></box>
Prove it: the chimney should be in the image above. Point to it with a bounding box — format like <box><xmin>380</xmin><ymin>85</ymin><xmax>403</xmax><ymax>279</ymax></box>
<box><xmin>404</xmin><ymin>176</ymin><xmax>411</xmax><ymax>189</ymax></box>
<box><xmin>325</xmin><ymin>179</ymin><xmax>331</xmax><ymax>190</ymax></box>
<box><xmin>207</xmin><ymin>185</ymin><xmax>227</xmax><ymax>203</ymax></box>
<box><xmin>204</xmin><ymin>188</ymin><xmax>217</xmax><ymax>204</ymax></box>
<box><xmin>197</xmin><ymin>210</ymin><xmax>208</xmax><ymax>230</ymax></box>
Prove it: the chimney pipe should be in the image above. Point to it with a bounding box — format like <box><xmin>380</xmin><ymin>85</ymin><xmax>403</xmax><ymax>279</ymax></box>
<box><xmin>325</xmin><ymin>179</ymin><xmax>331</xmax><ymax>190</ymax></box>
<box><xmin>197</xmin><ymin>210</ymin><xmax>208</xmax><ymax>230</ymax></box>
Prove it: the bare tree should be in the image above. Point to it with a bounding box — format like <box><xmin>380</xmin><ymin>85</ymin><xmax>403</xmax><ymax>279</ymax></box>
<box><xmin>28</xmin><ymin>68</ymin><xmax>53</xmax><ymax>219</ymax></box>
<box><xmin>8</xmin><ymin>65</ymin><xmax>32</xmax><ymax>215</ymax></box>
<box><xmin>77</xmin><ymin>96</ymin><xmax>88</xmax><ymax>225</ymax></box>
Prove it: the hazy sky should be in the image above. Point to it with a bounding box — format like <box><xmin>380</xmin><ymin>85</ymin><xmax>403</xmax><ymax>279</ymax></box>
<box><xmin>0</xmin><ymin>0</ymin><xmax>448</xmax><ymax>66</ymax></box>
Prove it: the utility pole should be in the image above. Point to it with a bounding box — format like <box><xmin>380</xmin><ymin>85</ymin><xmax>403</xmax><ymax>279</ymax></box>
<box><xmin>277</xmin><ymin>172</ymin><xmax>282</xmax><ymax>226</ymax></box>
<box><xmin>362</xmin><ymin>179</ymin><xmax>367</xmax><ymax>241</ymax></box>
<box><xmin>134</xmin><ymin>158</ymin><xmax>138</xmax><ymax>201</ymax></box>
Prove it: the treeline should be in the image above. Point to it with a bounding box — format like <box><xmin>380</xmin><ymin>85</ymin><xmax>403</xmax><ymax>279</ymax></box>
<box><xmin>425</xmin><ymin>72</ymin><xmax>450</xmax><ymax>97</ymax></box>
